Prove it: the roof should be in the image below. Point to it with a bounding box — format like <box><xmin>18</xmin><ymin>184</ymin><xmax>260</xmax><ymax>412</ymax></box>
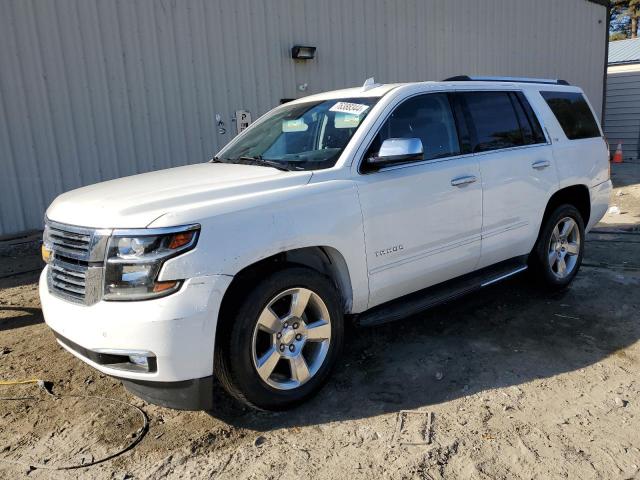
<box><xmin>288</xmin><ymin>78</ymin><xmax>582</xmax><ymax>106</ymax></box>
<box><xmin>609</xmin><ymin>38</ymin><xmax>640</xmax><ymax>65</ymax></box>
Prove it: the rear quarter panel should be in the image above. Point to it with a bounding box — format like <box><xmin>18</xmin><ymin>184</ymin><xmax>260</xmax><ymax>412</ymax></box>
<box><xmin>529</xmin><ymin>87</ymin><xmax>609</xmax><ymax>190</ymax></box>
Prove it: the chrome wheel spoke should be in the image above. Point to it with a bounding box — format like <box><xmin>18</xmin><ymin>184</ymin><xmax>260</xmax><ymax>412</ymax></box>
<box><xmin>290</xmin><ymin>289</ymin><xmax>311</xmax><ymax>318</ymax></box>
<box><xmin>289</xmin><ymin>355</ymin><xmax>310</xmax><ymax>383</ymax></box>
<box><xmin>556</xmin><ymin>256</ymin><xmax>567</xmax><ymax>276</ymax></box>
<box><xmin>552</xmin><ymin>225</ymin><xmax>560</xmax><ymax>243</ymax></box>
<box><xmin>560</xmin><ymin>219</ymin><xmax>575</xmax><ymax>238</ymax></box>
<box><xmin>305</xmin><ymin>321</ymin><xmax>331</xmax><ymax>341</ymax></box>
<box><xmin>257</xmin><ymin>307</ymin><xmax>281</xmax><ymax>333</ymax></box>
<box><xmin>566</xmin><ymin>242</ymin><xmax>579</xmax><ymax>255</ymax></box>
<box><xmin>256</xmin><ymin>347</ymin><xmax>281</xmax><ymax>381</ymax></box>
<box><xmin>548</xmin><ymin>250</ymin><xmax>558</xmax><ymax>268</ymax></box>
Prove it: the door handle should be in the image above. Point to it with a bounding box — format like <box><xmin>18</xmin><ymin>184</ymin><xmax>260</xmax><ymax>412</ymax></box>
<box><xmin>532</xmin><ymin>160</ymin><xmax>551</xmax><ymax>170</ymax></box>
<box><xmin>451</xmin><ymin>175</ymin><xmax>477</xmax><ymax>187</ymax></box>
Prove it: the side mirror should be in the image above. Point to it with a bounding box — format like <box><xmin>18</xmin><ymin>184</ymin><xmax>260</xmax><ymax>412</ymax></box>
<box><xmin>367</xmin><ymin>138</ymin><xmax>424</xmax><ymax>167</ymax></box>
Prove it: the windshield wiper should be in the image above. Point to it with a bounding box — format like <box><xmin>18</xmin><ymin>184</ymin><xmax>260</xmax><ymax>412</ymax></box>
<box><xmin>236</xmin><ymin>156</ymin><xmax>292</xmax><ymax>171</ymax></box>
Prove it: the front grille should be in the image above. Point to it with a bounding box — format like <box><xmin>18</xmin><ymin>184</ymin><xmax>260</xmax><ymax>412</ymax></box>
<box><xmin>48</xmin><ymin>226</ymin><xmax>92</xmax><ymax>259</ymax></box>
<box><xmin>50</xmin><ymin>260</ymin><xmax>87</xmax><ymax>302</ymax></box>
<box><xmin>45</xmin><ymin>220</ymin><xmax>111</xmax><ymax>305</ymax></box>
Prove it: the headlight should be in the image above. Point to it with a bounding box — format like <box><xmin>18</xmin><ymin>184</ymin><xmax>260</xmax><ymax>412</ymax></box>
<box><xmin>104</xmin><ymin>224</ymin><xmax>199</xmax><ymax>301</ymax></box>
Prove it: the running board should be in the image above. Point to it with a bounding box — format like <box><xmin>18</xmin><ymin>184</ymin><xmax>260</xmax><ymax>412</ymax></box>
<box><xmin>356</xmin><ymin>256</ymin><xmax>528</xmax><ymax>327</ymax></box>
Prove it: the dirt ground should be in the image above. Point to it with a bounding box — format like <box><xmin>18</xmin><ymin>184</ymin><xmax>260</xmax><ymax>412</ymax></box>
<box><xmin>1</xmin><ymin>162</ymin><xmax>639</xmax><ymax>480</ymax></box>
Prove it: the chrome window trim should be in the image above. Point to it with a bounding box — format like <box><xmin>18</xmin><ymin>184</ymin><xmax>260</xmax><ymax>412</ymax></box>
<box><xmin>356</xmin><ymin>89</ymin><xmax>552</xmax><ymax>175</ymax></box>
<box><xmin>363</xmin><ymin>142</ymin><xmax>551</xmax><ymax>175</ymax></box>
<box><xmin>367</xmin><ymin>151</ymin><xmax>476</xmax><ymax>174</ymax></box>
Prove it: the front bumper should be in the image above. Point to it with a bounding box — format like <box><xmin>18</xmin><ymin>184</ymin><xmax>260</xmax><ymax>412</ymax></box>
<box><xmin>40</xmin><ymin>268</ymin><xmax>232</xmax><ymax>407</ymax></box>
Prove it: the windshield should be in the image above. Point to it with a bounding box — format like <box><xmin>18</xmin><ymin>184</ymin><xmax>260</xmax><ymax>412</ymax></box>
<box><xmin>216</xmin><ymin>97</ymin><xmax>380</xmax><ymax>171</ymax></box>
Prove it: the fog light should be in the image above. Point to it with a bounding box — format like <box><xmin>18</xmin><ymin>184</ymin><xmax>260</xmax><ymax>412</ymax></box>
<box><xmin>128</xmin><ymin>355</ymin><xmax>148</xmax><ymax>367</ymax></box>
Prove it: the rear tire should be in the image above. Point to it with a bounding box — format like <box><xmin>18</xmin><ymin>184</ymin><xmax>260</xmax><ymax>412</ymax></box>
<box><xmin>214</xmin><ymin>267</ymin><xmax>344</xmax><ymax>411</ymax></box>
<box><xmin>529</xmin><ymin>204</ymin><xmax>585</xmax><ymax>290</ymax></box>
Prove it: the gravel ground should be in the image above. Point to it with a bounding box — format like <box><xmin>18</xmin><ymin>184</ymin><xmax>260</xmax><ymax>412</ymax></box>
<box><xmin>0</xmin><ymin>162</ymin><xmax>639</xmax><ymax>480</ymax></box>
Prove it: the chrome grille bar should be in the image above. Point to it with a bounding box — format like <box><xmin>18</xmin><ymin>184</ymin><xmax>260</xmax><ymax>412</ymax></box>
<box><xmin>49</xmin><ymin>259</ymin><xmax>88</xmax><ymax>303</ymax></box>
<box><xmin>52</xmin><ymin>279</ymin><xmax>86</xmax><ymax>295</ymax></box>
<box><xmin>48</xmin><ymin>226</ymin><xmax>91</xmax><ymax>258</ymax></box>
<box><xmin>51</xmin><ymin>264</ymin><xmax>86</xmax><ymax>279</ymax></box>
<box><xmin>51</xmin><ymin>271</ymin><xmax>86</xmax><ymax>287</ymax></box>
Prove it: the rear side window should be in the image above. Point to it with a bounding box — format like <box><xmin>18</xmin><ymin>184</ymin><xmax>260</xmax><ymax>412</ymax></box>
<box><xmin>513</xmin><ymin>92</ymin><xmax>546</xmax><ymax>145</ymax></box>
<box><xmin>540</xmin><ymin>91</ymin><xmax>600</xmax><ymax>140</ymax></box>
<box><xmin>457</xmin><ymin>92</ymin><xmax>525</xmax><ymax>152</ymax></box>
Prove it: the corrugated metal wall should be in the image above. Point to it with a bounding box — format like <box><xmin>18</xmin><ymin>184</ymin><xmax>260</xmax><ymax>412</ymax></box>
<box><xmin>0</xmin><ymin>0</ymin><xmax>607</xmax><ymax>236</ymax></box>
<box><xmin>604</xmin><ymin>69</ymin><xmax>640</xmax><ymax>161</ymax></box>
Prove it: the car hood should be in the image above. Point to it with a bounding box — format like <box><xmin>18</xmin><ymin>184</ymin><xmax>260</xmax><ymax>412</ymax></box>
<box><xmin>46</xmin><ymin>163</ymin><xmax>312</xmax><ymax>228</ymax></box>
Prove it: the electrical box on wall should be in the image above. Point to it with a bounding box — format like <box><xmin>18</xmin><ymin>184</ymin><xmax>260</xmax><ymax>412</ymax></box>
<box><xmin>235</xmin><ymin>110</ymin><xmax>252</xmax><ymax>134</ymax></box>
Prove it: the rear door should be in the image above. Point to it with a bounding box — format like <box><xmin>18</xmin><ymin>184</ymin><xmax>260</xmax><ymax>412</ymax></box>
<box><xmin>539</xmin><ymin>90</ymin><xmax>609</xmax><ymax>189</ymax></box>
<box><xmin>355</xmin><ymin>92</ymin><xmax>482</xmax><ymax>308</ymax></box>
<box><xmin>455</xmin><ymin>90</ymin><xmax>558</xmax><ymax>268</ymax></box>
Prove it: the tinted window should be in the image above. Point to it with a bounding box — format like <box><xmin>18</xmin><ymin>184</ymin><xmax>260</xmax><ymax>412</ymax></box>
<box><xmin>218</xmin><ymin>97</ymin><xmax>378</xmax><ymax>171</ymax></box>
<box><xmin>369</xmin><ymin>93</ymin><xmax>460</xmax><ymax>161</ymax></box>
<box><xmin>515</xmin><ymin>92</ymin><xmax>546</xmax><ymax>144</ymax></box>
<box><xmin>540</xmin><ymin>91</ymin><xmax>600</xmax><ymax>140</ymax></box>
<box><xmin>511</xmin><ymin>94</ymin><xmax>534</xmax><ymax>143</ymax></box>
<box><xmin>458</xmin><ymin>92</ymin><xmax>524</xmax><ymax>152</ymax></box>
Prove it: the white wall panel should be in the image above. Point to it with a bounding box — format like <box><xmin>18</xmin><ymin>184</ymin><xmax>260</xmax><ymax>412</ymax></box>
<box><xmin>0</xmin><ymin>0</ymin><xmax>608</xmax><ymax>235</ymax></box>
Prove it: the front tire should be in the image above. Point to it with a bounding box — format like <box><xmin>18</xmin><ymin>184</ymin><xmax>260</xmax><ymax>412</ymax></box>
<box><xmin>530</xmin><ymin>204</ymin><xmax>585</xmax><ymax>289</ymax></box>
<box><xmin>215</xmin><ymin>267</ymin><xmax>344</xmax><ymax>411</ymax></box>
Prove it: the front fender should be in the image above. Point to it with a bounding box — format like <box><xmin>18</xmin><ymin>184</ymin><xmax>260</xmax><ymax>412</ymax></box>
<box><xmin>154</xmin><ymin>180</ymin><xmax>369</xmax><ymax>313</ymax></box>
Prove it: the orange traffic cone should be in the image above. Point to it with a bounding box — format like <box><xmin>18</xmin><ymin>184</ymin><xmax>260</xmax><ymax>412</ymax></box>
<box><xmin>612</xmin><ymin>143</ymin><xmax>623</xmax><ymax>163</ymax></box>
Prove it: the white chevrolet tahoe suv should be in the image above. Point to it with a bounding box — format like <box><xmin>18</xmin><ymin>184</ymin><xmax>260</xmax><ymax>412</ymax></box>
<box><xmin>40</xmin><ymin>76</ymin><xmax>611</xmax><ymax>411</ymax></box>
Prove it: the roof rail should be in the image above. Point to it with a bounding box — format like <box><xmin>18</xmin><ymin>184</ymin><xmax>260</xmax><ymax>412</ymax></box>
<box><xmin>443</xmin><ymin>75</ymin><xmax>570</xmax><ymax>86</ymax></box>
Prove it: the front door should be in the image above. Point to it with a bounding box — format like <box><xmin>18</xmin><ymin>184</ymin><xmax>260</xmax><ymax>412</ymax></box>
<box><xmin>355</xmin><ymin>93</ymin><xmax>483</xmax><ymax>308</ymax></box>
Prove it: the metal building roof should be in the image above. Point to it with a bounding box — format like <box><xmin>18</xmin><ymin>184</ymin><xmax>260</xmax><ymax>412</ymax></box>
<box><xmin>609</xmin><ymin>38</ymin><xmax>640</xmax><ymax>65</ymax></box>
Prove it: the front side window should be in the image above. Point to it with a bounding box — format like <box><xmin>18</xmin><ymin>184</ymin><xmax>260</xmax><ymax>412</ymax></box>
<box><xmin>367</xmin><ymin>93</ymin><xmax>461</xmax><ymax>162</ymax></box>
<box><xmin>540</xmin><ymin>91</ymin><xmax>600</xmax><ymax>140</ymax></box>
<box><xmin>217</xmin><ymin>97</ymin><xmax>379</xmax><ymax>171</ymax></box>
<box><xmin>457</xmin><ymin>91</ymin><xmax>525</xmax><ymax>152</ymax></box>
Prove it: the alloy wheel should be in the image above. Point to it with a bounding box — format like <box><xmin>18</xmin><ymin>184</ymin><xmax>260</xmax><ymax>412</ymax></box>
<box><xmin>251</xmin><ymin>287</ymin><xmax>331</xmax><ymax>390</ymax></box>
<box><xmin>547</xmin><ymin>216</ymin><xmax>581</xmax><ymax>279</ymax></box>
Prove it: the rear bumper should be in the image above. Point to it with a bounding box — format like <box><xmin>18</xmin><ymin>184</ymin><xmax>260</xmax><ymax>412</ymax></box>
<box><xmin>40</xmin><ymin>268</ymin><xmax>233</xmax><ymax>385</ymax></box>
<box><xmin>587</xmin><ymin>179</ymin><xmax>612</xmax><ymax>231</ymax></box>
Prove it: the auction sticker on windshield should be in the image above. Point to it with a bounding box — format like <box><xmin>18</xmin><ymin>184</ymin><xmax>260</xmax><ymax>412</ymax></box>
<box><xmin>329</xmin><ymin>101</ymin><xmax>370</xmax><ymax>115</ymax></box>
